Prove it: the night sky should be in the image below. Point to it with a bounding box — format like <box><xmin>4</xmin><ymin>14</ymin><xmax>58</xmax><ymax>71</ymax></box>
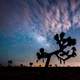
<box><xmin>0</xmin><ymin>0</ymin><xmax>80</xmax><ymax>67</ymax></box>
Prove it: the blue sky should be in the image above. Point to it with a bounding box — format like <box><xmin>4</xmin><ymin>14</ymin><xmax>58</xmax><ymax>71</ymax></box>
<box><xmin>0</xmin><ymin>0</ymin><xmax>80</xmax><ymax>66</ymax></box>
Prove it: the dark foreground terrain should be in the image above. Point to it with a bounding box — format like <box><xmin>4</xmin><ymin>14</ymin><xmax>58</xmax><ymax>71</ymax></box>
<box><xmin>0</xmin><ymin>67</ymin><xmax>80</xmax><ymax>80</ymax></box>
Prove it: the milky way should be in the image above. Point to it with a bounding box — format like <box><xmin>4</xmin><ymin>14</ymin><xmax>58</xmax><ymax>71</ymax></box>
<box><xmin>0</xmin><ymin>0</ymin><xmax>80</xmax><ymax>66</ymax></box>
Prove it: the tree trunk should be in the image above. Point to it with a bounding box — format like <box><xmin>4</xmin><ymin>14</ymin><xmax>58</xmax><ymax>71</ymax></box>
<box><xmin>45</xmin><ymin>56</ymin><xmax>51</xmax><ymax>67</ymax></box>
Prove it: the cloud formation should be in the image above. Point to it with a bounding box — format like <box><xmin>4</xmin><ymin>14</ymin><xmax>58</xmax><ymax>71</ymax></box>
<box><xmin>25</xmin><ymin>0</ymin><xmax>80</xmax><ymax>34</ymax></box>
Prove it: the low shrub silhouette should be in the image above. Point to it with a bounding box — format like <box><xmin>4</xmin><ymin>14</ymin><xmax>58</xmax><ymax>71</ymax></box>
<box><xmin>8</xmin><ymin>60</ymin><xmax>13</xmax><ymax>67</ymax></box>
<box><xmin>29</xmin><ymin>62</ymin><xmax>33</xmax><ymax>67</ymax></box>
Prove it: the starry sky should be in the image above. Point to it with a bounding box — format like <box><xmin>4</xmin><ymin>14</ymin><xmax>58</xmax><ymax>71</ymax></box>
<box><xmin>0</xmin><ymin>0</ymin><xmax>80</xmax><ymax>67</ymax></box>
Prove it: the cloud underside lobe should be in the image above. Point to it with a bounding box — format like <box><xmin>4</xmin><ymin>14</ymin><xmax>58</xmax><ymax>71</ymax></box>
<box><xmin>25</xmin><ymin>0</ymin><xmax>80</xmax><ymax>34</ymax></box>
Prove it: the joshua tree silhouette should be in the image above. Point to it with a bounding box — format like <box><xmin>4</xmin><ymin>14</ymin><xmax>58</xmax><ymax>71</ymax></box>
<box><xmin>8</xmin><ymin>60</ymin><xmax>13</xmax><ymax>67</ymax></box>
<box><xmin>36</xmin><ymin>32</ymin><xmax>77</xmax><ymax>67</ymax></box>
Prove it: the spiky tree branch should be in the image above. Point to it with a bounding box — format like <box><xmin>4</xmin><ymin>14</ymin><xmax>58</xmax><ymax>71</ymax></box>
<box><xmin>36</xmin><ymin>32</ymin><xmax>77</xmax><ymax>67</ymax></box>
